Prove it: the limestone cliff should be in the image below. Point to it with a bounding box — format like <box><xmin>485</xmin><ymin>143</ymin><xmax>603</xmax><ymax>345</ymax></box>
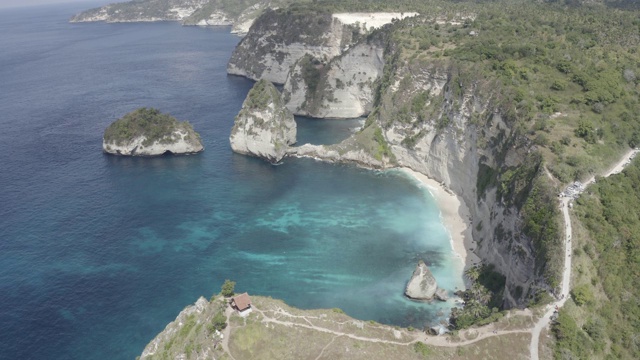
<box><xmin>291</xmin><ymin>56</ymin><xmax>544</xmax><ymax>308</ymax></box>
<box><xmin>230</xmin><ymin>79</ymin><xmax>296</xmax><ymax>163</ymax></box>
<box><xmin>70</xmin><ymin>0</ymin><xmax>208</xmax><ymax>23</ymax></box>
<box><xmin>228</xmin><ymin>10</ymin><xmax>555</xmax><ymax>308</ymax></box>
<box><xmin>227</xmin><ymin>9</ymin><xmax>361</xmax><ymax>84</ymax></box>
<box><xmin>284</xmin><ymin>19</ymin><xmax>557</xmax><ymax>307</ymax></box>
<box><xmin>226</xmin><ymin>10</ymin><xmax>418</xmax><ymax>85</ymax></box>
<box><xmin>70</xmin><ymin>0</ymin><xmax>273</xmax><ymax>29</ymax></box>
<box><xmin>103</xmin><ymin>108</ymin><xmax>204</xmax><ymax>156</ymax></box>
<box><xmin>405</xmin><ymin>260</ymin><xmax>438</xmax><ymax>300</ymax></box>
<box><xmin>140</xmin><ymin>296</ymin><xmax>230</xmax><ymax>359</ymax></box>
<box><xmin>282</xmin><ymin>36</ymin><xmax>386</xmax><ymax>118</ymax></box>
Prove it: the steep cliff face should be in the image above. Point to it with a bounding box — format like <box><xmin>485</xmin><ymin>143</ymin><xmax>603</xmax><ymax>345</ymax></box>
<box><xmin>282</xmin><ymin>38</ymin><xmax>385</xmax><ymax>118</ymax></box>
<box><xmin>379</xmin><ymin>61</ymin><xmax>541</xmax><ymax>308</ymax></box>
<box><xmin>227</xmin><ymin>9</ymin><xmax>359</xmax><ymax>84</ymax></box>
<box><xmin>230</xmin><ymin>79</ymin><xmax>297</xmax><ymax>163</ymax></box>
<box><xmin>291</xmin><ymin>55</ymin><xmax>544</xmax><ymax>308</ymax></box>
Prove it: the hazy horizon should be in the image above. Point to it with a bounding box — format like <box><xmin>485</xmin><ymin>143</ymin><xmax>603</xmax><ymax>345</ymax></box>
<box><xmin>0</xmin><ymin>0</ymin><xmax>115</xmax><ymax>10</ymax></box>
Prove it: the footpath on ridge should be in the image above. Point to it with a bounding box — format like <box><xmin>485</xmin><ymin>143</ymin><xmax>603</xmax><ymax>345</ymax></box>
<box><xmin>529</xmin><ymin>148</ymin><xmax>638</xmax><ymax>360</ymax></box>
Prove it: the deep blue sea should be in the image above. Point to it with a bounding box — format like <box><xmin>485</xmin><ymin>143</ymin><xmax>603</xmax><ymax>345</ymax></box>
<box><xmin>0</xmin><ymin>2</ymin><xmax>463</xmax><ymax>359</ymax></box>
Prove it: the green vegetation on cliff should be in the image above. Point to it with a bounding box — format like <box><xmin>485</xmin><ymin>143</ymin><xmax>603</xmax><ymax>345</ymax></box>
<box><xmin>451</xmin><ymin>264</ymin><xmax>506</xmax><ymax>329</ymax></box>
<box><xmin>239</xmin><ymin>79</ymin><xmax>285</xmax><ymax>111</ymax></box>
<box><xmin>352</xmin><ymin>0</ymin><xmax>638</xmax><ymax>301</ymax></box>
<box><xmin>104</xmin><ymin>107</ymin><xmax>199</xmax><ymax>147</ymax></box>
<box><xmin>553</xmin><ymin>158</ymin><xmax>640</xmax><ymax>359</ymax></box>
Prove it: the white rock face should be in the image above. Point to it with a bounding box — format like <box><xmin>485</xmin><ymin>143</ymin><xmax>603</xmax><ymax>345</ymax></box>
<box><xmin>227</xmin><ymin>10</ymin><xmax>355</xmax><ymax>84</ymax></box>
<box><xmin>228</xmin><ymin>11</ymin><xmax>417</xmax><ymax>84</ymax></box>
<box><xmin>283</xmin><ymin>41</ymin><xmax>385</xmax><ymax>118</ymax></box>
<box><xmin>230</xmin><ymin>80</ymin><xmax>296</xmax><ymax>163</ymax></box>
<box><xmin>405</xmin><ymin>261</ymin><xmax>438</xmax><ymax>300</ymax></box>
<box><xmin>103</xmin><ymin>129</ymin><xmax>203</xmax><ymax>156</ymax></box>
<box><xmin>230</xmin><ymin>3</ymin><xmax>265</xmax><ymax>35</ymax></box>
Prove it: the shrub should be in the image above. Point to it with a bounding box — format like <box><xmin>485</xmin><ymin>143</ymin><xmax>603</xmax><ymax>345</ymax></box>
<box><xmin>221</xmin><ymin>280</ymin><xmax>236</xmax><ymax>297</ymax></box>
<box><xmin>571</xmin><ymin>284</ymin><xmax>594</xmax><ymax>306</ymax></box>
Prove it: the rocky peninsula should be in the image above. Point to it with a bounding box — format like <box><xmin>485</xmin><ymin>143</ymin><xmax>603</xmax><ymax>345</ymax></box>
<box><xmin>103</xmin><ymin>107</ymin><xmax>204</xmax><ymax>156</ymax></box>
<box><xmin>229</xmin><ymin>79</ymin><xmax>297</xmax><ymax>163</ymax></box>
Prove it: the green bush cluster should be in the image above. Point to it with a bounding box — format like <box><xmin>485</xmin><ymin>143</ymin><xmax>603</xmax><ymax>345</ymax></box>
<box><xmin>103</xmin><ymin>107</ymin><xmax>193</xmax><ymax>147</ymax></box>
<box><xmin>450</xmin><ymin>264</ymin><xmax>506</xmax><ymax>329</ymax></box>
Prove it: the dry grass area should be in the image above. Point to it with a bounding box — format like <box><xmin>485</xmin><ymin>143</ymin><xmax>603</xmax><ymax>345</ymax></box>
<box><xmin>140</xmin><ymin>295</ymin><xmax>535</xmax><ymax>359</ymax></box>
<box><xmin>453</xmin><ymin>333</ymin><xmax>531</xmax><ymax>360</ymax></box>
<box><xmin>229</xmin><ymin>315</ymin><xmax>335</xmax><ymax>359</ymax></box>
<box><xmin>538</xmin><ymin>327</ymin><xmax>555</xmax><ymax>360</ymax></box>
<box><xmin>225</xmin><ymin>296</ymin><xmax>532</xmax><ymax>360</ymax></box>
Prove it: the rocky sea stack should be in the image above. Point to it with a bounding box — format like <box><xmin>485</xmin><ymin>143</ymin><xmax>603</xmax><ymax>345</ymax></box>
<box><xmin>405</xmin><ymin>260</ymin><xmax>446</xmax><ymax>301</ymax></box>
<box><xmin>103</xmin><ymin>107</ymin><xmax>204</xmax><ymax>156</ymax></box>
<box><xmin>229</xmin><ymin>79</ymin><xmax>296</xmax><ymax>163</ymax></box>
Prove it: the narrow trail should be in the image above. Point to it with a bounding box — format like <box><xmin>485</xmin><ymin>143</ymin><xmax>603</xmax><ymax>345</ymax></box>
<box><xmin>221</xmin><ymin>306</ymin><xmax>237</xmax><ymax>360</ymax></box>
<box><xmin>529</xmin><ymin>148</ymin><xmax>638</xmax><ymax>360</ymax></box>
<box><xmin>253</xmin><ymin>306</ymin><xmax>528</xmax><ymax>348</ymax></box>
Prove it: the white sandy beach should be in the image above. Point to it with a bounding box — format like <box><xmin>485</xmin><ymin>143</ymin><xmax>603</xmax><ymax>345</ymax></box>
<box><xmin>398</xmin><ymin>168</ymin><xmax>481</xmax><ymax>274</ymax></box>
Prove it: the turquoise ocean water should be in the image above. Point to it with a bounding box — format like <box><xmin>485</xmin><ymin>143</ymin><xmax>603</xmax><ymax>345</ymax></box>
<box><xmin>0</xmin><ymin>2</ymin><xmax>463</xmax><ymax>359</ymax></box>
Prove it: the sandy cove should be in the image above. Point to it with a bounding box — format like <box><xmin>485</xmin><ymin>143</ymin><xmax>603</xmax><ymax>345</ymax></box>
<box><xmin>397</xmin><ymin>168</ymin><xmax>481</xmax><ymax>278</ymax></box>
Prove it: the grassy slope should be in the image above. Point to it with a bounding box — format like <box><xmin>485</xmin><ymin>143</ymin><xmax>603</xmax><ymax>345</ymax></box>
<box><xmin>149</xmin><ymin>295</ymin><xmax>534</xmax><ymax>359</ymax></box>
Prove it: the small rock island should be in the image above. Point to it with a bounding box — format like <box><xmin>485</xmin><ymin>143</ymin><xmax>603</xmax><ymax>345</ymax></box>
<box><xmin>405</xmin><ymin>260</ymin><xmax>448</xmax><ymax>301</ymax></box>
<box><xmin>103</xmin><ymin>107</ymin><xmax>204</xmax><ymax>156</ymax></box>
<box><xmin>229</xmin><ymin>79</ymin><xmax>296</xmax><ymax>163</ymax></box>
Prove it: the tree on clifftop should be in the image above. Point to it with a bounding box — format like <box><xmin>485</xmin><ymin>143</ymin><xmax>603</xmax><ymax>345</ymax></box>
<box><xmin>221</xmin><ymin>280</ymin><xmax>236</xmax><ymax>297</ymax></box>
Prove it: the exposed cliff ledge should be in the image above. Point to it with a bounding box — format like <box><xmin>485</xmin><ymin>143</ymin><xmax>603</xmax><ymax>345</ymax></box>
<box><xmin>227</xmin><ymin>11</ymin><xmax>418</xmax><ymax>84</ymax></box>
<box><xmin>103</xmin><ymin>107</ymin><xmax>204</xmax><ymax>156</ymax></box>
<box><xmin>282</xmin><ymin>36</ymin><xmax>386</xmax><ymax>118</ymax></box>
<box><xmin>227</xmin><ymin>9</ymin><xmax>358</xmax><ymax>84</ymax></box>
<box><xmin>230</xmin><ymin>79</ymin><xmax>296</xmax><ymax>163</ymax></box>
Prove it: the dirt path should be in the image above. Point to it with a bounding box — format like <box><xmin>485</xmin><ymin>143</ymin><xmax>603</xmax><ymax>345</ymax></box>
<box><xmin>529</xmin><ymin>148</ymin><xmax>638</xmax><ymax>359</ymax></box>
<box><xmin>221</xmin><ymin>306</ymin><xmax>237</xmax><ymax>360</ymax></box>
<box><xmin>253</xmin><ymin>305</ymin><xmax>528</xmax><ymax>349</ymax></box>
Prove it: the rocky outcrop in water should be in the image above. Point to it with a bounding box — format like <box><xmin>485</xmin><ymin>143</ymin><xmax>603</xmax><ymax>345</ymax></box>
<box><xmin>230</xmin><ymin>79</ymin><xmax>296</xmax><ymax>163</ymax></box>
<box><xmin>405</xmin><ymin>260</ymin><xmax>438</xmax><ymax>300</ymax></box>
<box><xmin>103</xmin><ymin>108</ymin><xmax>204</xmax><ymax>156</ymax></box>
